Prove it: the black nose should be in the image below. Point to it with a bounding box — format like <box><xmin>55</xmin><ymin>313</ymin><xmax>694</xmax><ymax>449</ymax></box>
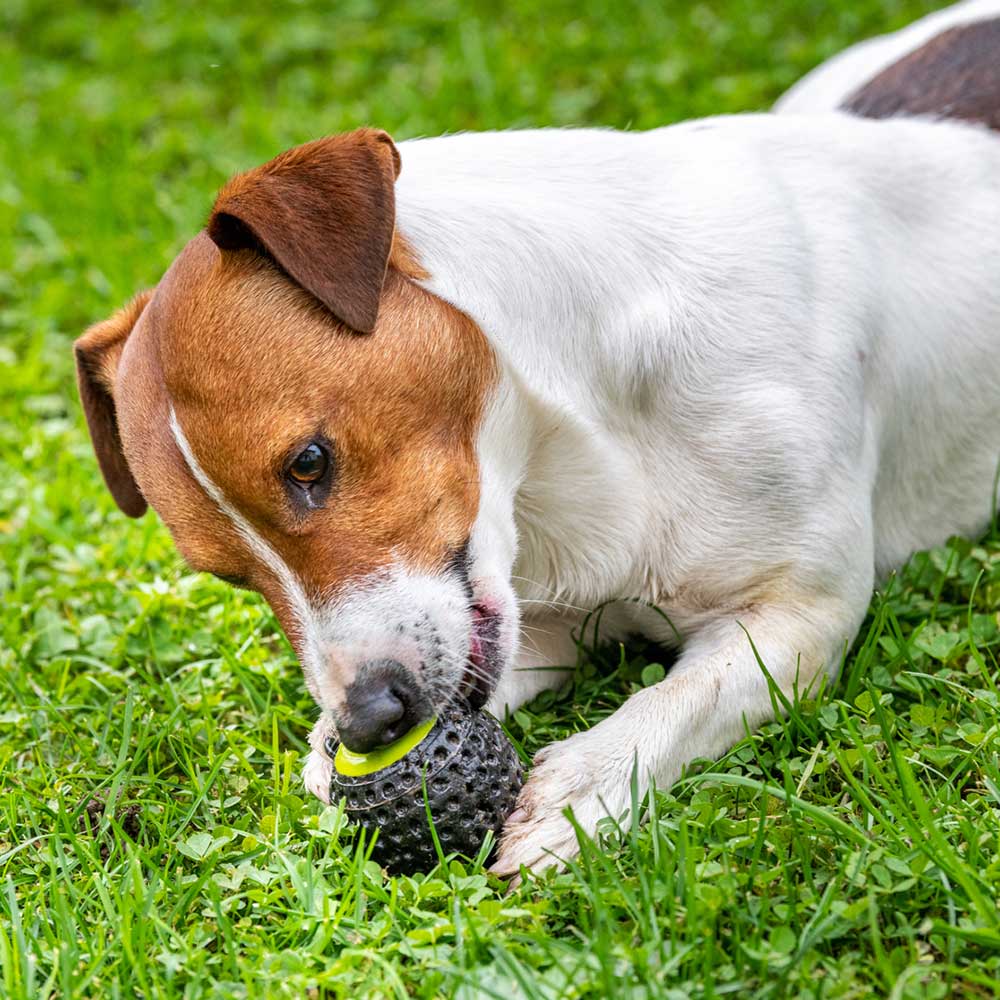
<box><xmin>337</xmin><ymin>660</ymin><xmax>425</xmax><ymax>754</ymax></box>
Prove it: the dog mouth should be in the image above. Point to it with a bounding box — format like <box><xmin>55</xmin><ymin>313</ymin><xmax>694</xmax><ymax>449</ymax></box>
<box><xmin>459</xmin><ymin>602</ymin><xmax>502</xmax><ymax>709</ymax></box>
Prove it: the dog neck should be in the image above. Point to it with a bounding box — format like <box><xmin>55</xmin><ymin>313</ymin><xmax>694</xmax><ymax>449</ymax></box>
<box><xmin>394</xmin><ymin>129</ymin><xmax>687</xmax><ymax>607</ymax></box>
<box><xmin>393</xmin><ymin>129</ymin><xmax>694</xmax><ymax>412</ymax></box>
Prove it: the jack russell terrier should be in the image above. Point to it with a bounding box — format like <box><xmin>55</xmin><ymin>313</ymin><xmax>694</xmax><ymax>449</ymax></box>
<box><xmin>75</xmin><ymin>0</ymin><xmax>1000</xmax><ymax>876</ymax></box>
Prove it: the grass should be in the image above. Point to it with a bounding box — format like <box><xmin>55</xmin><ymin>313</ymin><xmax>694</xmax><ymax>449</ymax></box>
<box><xmin>2</xmin><ymin>0</ymin><xmax>999</xmax><ymax>996</ymax></box>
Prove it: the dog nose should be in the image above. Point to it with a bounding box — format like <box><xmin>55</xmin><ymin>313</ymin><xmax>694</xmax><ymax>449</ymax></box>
<box><xmin>337</xmin><ymin>660</ymin><xmax>424</xmax><ymax>753</ymax></box>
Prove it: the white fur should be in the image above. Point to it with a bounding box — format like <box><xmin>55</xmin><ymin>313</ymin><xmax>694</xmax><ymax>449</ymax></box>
<box><xmin>311</xmin><ymin>563</ymin><xmax>480</xmax><ymax>707</ymax></box>
<box><xmin>776</xmin><ymin>0</ymin><xmax>1000</xmax><ymax>114</ymax></box>
<box><xmin>385</xmin><ymin>109</ymin><xmax>1000</xmax><ymax>871</ymax></box>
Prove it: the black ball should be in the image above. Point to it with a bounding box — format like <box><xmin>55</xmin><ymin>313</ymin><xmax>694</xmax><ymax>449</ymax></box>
<box><xmin>329</xmin><ymin>704</ymin><xmax>524</xmax><ymax>874</ymax></box>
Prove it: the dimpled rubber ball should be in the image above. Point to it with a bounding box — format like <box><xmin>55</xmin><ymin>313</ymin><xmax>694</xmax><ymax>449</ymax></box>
<box><xmin>329</xmin><ymin>703</ymin><xmax>524</xmax><ymax>875</ymax></box>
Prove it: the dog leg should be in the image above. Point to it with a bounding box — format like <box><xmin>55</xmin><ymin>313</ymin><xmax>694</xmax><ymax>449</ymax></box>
<box><xmin>491</xmin><ymin>592</ymin><xmax>867</xmax><ymax>876</ymax></box>
<box><xmin>302</xmin><ymin>714</ymin><xmax>337</xmax><ymax>804</ymax></box>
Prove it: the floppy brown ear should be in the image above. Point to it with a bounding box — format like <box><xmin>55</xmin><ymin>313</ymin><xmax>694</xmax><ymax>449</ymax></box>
<box><xmin>206</xmin><ymin>127</ymin><xmax>401</xmax><ymax>334</ymax></box>
<box><xmin>74</xmin><ymin>291</ymin><xmax>153</xmax><ymax>518</ymax></box>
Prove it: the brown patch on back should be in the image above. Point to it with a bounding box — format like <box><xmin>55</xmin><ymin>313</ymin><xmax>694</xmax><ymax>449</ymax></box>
<box><xmin>844</xmin><ymin>18</ymin><xmax>1000</xmax><ymax>131</ymax></box>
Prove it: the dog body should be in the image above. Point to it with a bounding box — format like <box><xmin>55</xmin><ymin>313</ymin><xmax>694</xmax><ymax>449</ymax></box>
<box><xmin>389</xmin><ymin>114</ymin><xmax>1000</xmax><ymax>870</ymax></box>
<box><xmin>75</xmin><ymin>5</ymin><xmax>1000</xmax><ymax>874</ymax></box>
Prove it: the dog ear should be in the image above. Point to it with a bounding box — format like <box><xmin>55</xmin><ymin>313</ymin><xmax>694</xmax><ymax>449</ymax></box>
<box><xmin>206</xmin><ymin>128</ymin><xmax>401</xmax><ymax>334</ymax></box>
<box><xmin>74</xmin><ymin>291</ymin><xmax>153</xmax><ymax>518</ymax></box>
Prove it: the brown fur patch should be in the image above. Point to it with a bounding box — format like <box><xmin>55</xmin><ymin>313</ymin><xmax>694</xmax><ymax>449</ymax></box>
<box><xmin>844</xmin><ymin>18</ymin><xmax>1000</xmax><ymax>131</ymax></box>
<box><xmin>111</xmin><ymin>233</ymin><xmax>496</xmax><ymax>657</ymax></box>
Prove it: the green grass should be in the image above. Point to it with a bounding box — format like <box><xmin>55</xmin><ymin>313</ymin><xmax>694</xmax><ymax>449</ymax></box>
<box><xmin>2</xmin><ymin>0</ymin><xmax>999</xmax><ymax>996</ymax></box>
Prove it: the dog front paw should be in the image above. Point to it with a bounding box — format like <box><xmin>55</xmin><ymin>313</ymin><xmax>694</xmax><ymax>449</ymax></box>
<box><xmin>490</xmin><ymin>728</ymin><xmax>632</xmax><ymax>878</ymax></box>
<box><xmin>302</xmin><ymin>748</ymin><xmax>334</xmax><ymax>804</ymax></box>
<box><xmin>302</xmin><ymin>715</ymin><xmax>339</xmax><ymax>804</ymax></box>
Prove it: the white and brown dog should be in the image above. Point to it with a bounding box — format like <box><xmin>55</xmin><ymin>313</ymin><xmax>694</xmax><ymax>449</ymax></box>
<box><xmin>75</xmin><ymin>1</ymin><xmax>1000</xmax><ymax>875</ymax></box>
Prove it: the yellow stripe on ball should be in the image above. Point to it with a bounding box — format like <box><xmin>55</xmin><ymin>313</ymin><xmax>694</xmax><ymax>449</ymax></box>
<box><xmin>334</xmin><ymin>716</ymin><xmax>437</xmax><ymax>777</ymax></box>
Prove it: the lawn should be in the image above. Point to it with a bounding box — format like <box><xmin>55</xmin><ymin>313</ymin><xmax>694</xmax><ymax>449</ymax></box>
<box><xmin>2</xmin><ymin>0</ymin><xmax>999</xmax><ymax>996</ymax></box>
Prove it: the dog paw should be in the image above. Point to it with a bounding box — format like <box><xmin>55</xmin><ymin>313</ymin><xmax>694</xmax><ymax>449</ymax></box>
<box><xmin>302</xmin><ymin>748</ymin><xmax>333</xmax><ymax>804</ymax></box>
<box><xmin>489</xmin><ymin>727</ymin><xmax>632</xmax><ymax>879</ymax></box>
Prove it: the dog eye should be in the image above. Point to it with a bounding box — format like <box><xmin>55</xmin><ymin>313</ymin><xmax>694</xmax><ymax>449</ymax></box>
<box><xmin>287</xmin><ymin>443</ymin><xmax>328</xmax><ymax>486</ymax></box>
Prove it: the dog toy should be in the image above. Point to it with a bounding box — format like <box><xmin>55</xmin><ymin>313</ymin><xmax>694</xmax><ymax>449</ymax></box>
<box><xmin>329</xmin><ymin>703</ymin><xmax>523</xmax><ymax>874</ymax></box>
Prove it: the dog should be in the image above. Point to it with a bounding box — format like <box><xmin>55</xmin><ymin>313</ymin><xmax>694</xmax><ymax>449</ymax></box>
<box><xmin>74</xmin><ymin>1</ymin><xmax>1000</xmax><ymax>876</ymax></box>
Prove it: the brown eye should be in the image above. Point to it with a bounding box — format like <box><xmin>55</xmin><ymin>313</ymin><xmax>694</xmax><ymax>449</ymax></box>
<box><xmin>287</xmin><ymin>443</ymin><xmax>328</xmax><ymax>485</ymax></box>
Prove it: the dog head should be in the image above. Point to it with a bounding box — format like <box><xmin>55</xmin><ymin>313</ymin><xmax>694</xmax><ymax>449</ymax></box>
<box><xmin>74</xmin><ymin>128</ymin><xmax>517</xmax><ymax>752</ymax></box>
